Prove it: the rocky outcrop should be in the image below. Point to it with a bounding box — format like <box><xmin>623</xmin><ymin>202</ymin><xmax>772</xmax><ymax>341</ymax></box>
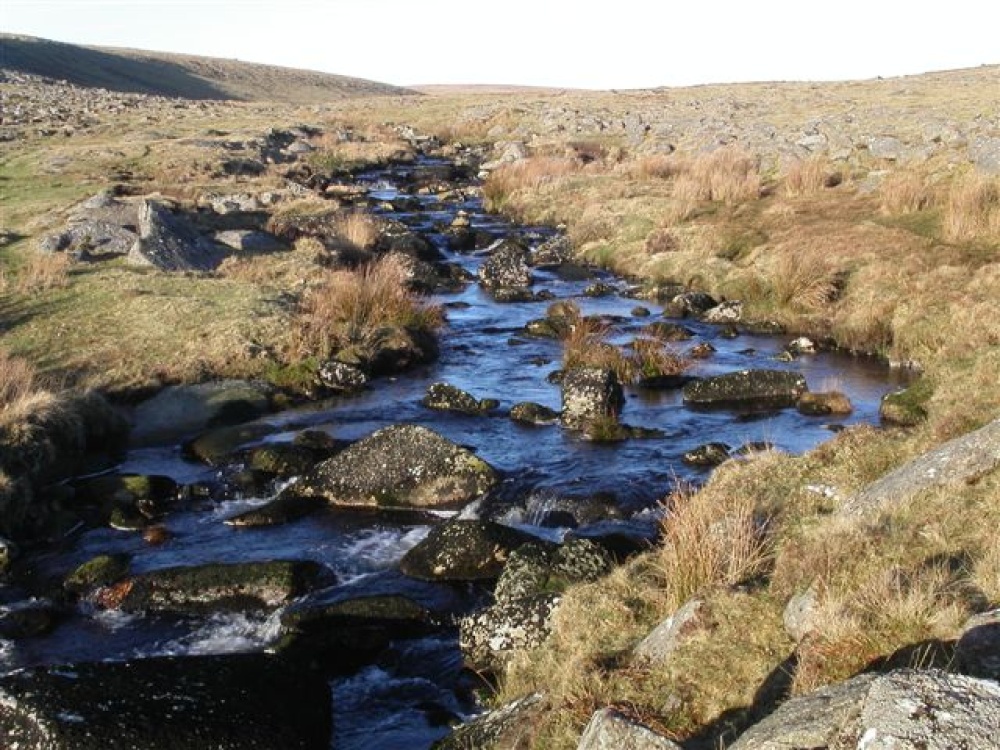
<box><xmin>423</xmin><ymin>382</ymin><xmax>499</xmax><ymax>415</ymax></box>
<box><xmin>730</xmin><ymin>669</ymin><xmax>1000</xmax><ymax>750</ymax></box>
<box><xmin>127</xmin><ymin>199</ymin><xmax>227</xmax><ymax>271</ymax></box>
<box><xmin>577</xmin><ymin>708</ymin><xmax>682</xmax><ymax>750</ymax></box>
<box><xmin>838</xmin><ymin>417</ymin><xmax>1000</xmax><ymax>518</ymax></box>
<box><xmin>0</xmin><ymin>653</ymin><xmax>331</xmax><ymax>749</ymax></box>
<box><xmin>560</xmin><ymin>367</ymin><xmax>625</xmax><ymax>429</ymax></box>
<box><xmin>399</xmin><ymin>519</ymin><xmax>535</xmax><ymax>582</ymax></box>
<box><xmin>683</xmin><ymin>369</ymin><xmax>808</xmax><ymax>409</ymax></box>
<box><xmin>296</xmin><ymin>424</ymin><xmax>498</xmax><ymax>509</ymax></box>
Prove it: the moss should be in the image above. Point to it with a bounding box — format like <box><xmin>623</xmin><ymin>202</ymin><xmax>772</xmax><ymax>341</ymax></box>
<box><xmin>717</xmin><ymin>227</ymin><xmax>768</xmax><ymax>262</ymax></box>
<box><xmin>64</xmin><ymin>553</ymin><xmax>131</xmax><ymax>594</ymax></box>
<box><xmin>880</xmin><ymin>377</ymin><xmax>934</xmax><ymax>426</ymax></box>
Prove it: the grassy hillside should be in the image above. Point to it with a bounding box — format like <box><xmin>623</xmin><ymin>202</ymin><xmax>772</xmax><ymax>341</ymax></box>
<box><xmin>0</xmin><ymin>34</ymin><xmax>416</xmax><ymax>102</ymax></box>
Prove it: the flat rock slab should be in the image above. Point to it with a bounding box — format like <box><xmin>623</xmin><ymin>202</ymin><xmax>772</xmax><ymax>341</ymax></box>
<box><xmin>683</xmin><ymin>369</ymin><xmax>807</xmax><ymax>409</ymax></box>
<box><xmin>838</xmin><ymin>417</ymin><xmax>1000</xmax><ymax>518</ymax></box>
<box><xmin>731</xmin><ymin>669</ymin><xmax>1000</xmax><ymax>750</ymax></box>
<box><xmin>0</xmin><ymin>653</ymin><xmax>331</xmax><ymax>749</ymax></box>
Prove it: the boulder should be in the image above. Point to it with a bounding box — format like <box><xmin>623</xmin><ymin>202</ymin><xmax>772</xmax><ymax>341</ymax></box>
<box><xmin>399</xmin><ymin>519</ymin><xmax>536</xmax><ymax>582</ymax></box>
<box><xmin>0</xmin><ymin>600</ymin><xmax>63</xmax><ymax>640</ymax></box>
<box><xmin>423</xmin><ymin>382</ymin><xmax>498</xmax><ymax>415</ymax></box>
<box><xmin>954</xmin><ymin>609</ymin><xmax>1000</xmax><ymax>681</ymax></box>
<box><xmin>633</xmin><ymin>599</ymin><xmax>709</xmax><ymax>665</ymax></box>
<box><xmin>223</xmin><ymin>493</ymin><xmax>325</xmax><ymax>528</ymax></box>
<box><xmin>578</xmin><ymin>708</ymin><xmax>682</xmax><ymax>750</ymax></box>
<box><xmin>561</xmin><ymin>367</ymin><xmax>625</xmax><ymax>429</ymax></box>
<box><xmin>459</xmin><ymin>593</ymin><xmax>561</xmax><ymax>672</ymax></box>
<box><xmin>493</xmin><ymin>539</ymin><xmax>613</xmax><ymax>604</ymax></box>
<box><xmin>510</xmin><ymin>402</ymin><xmax>560</xmax><ymax>426</ymax></box>
<box><xmin>478</xmin><ymin>239</ymin><xmax>533</xmax><ymax>290</ymax></box>
<box><xmin>797</xmin><ymin>391</ymin><xmax>853</xmax><ymax>416</ymax></box>
<box><xmin>98</xmin><ymin>559</ymin><xmax>327</xmax><ymax>615</ymax></box>
<box><xmin>337</xmin><ymin>325</ymin><xmax>438</xmax><ymax>377</ymax></box>
<box><xmin>533</xmin><ymin>235</ymin><xmax>576</xmax><ymax>266</ymax></box>
<box><xmin>317</xmin><ymin>360</ymin><xmax>368</xmax><ymax>393</ymax></box>
<box><xmin>583</xmin><ymin>282</ymin><xmax>616</xmax><ymax>298</ymax></box>
<box><xmin>297</xmin><ymin>424</ymin><xmax>499</xmax><ymax>509</ymax></box>
<box><xmin>64</xmin><ymin>554</ymin><xmax>131</xmax><ymax>595</ymax></box>
<box><xmin>213</xmin><ymin>229</ymin><xmax>287</xmax><ymax>254</ymax></box>
<box><xmin>879</xmin><ymin>384</ymin><xmax>930</xmax><ymax>426</ymax></box>
<box><xmin>969</xmin><ymin>135</ymin><xmax>1000</xmax><ymax>174</ymax></box>
<box><xmin>839</xmin><ymin>417</ymin><xmax>1000</xmax><ymax>518</ymax></box>
<box><xmin>730</xmin><ymin>669</ymin><xmax>1000</xmax><ymax>750</ymax></box>
<box><xmin>702</xmin><ymin>300</ymin><xmax>743</xmax><ymax>324</ymax></box>
<box><xmin>682</xmin><ymin>442</ymin><xmax>732</xmax><ymax>467</ymax></box>
<box><xmin>683</xmin><ymin>369</ymin><xmax>808</xmax><ymax>409</ymax></box>
<box><xmin>432</xmin><ymin>693</ymin><xmax>545</xmax><ymax>750</ymax></box>
<box><xmin>127</xmin><ymin>200</ymin><xmax>226</xmax><ymax>271</ymax></box>
<box><xmin>184</xmin><ymin>422</ymin><xmax>278</xmax><ymax>465</ymax></box>
<box><xmin>130</xmin><ymin>380</ymin><xmax>274</xmax><ymax>447</ymax></box>
<box><xmin>664</xmin><ymin>291</ymin><xmax>718</xmax><ymax>318</ymax></box>
<box><xmin>0</xmin><ymin>653</ymin><xmax>331</xmax><ymax>749</ymax></box>
<box><xmin>783</xmin><ymin>581</ymin><xmax>821</xmax><ymax>643</ymax></box>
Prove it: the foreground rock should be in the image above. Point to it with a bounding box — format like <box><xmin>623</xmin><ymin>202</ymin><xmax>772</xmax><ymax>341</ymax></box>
<box><xmin>127</xmin><ymin>199</ymin><xmax>226</xmax><ymax>271</ymax></box>
<box><xmin>683</xmin><ymin>369</ymin><xmax>807</xmax><ymax>409</ymax></box>
<box><xmin>433</xmin><ymin>693</ymin><xmax>545</xmax><ymax>750</ymax></box>
<box><xmin>561</xmin><ymin>367</ymin><xmax>625</xmax><ymax>429</ymax></box>
<box><xmin>400</xmin><ymin>519</ymin><xmax>536</xmax><ymax>581</ymax></box>
<box><xmin>296</xmin><ymin>424</ymin><xmax>498</xmax><ymax>509</ymax></box>
<box><xmin>578</xmin><ymin>708</ymin><xmax>682</xmax><ymax>750</ymax></box>
<box><xmin>731</xmin><ymin>669</ymin><xmax>1000</xmax><ymax>750</ymax></box>
<box><xmin>838</xmin><ymin>416</ymin><xmax>1000</xmax><ymax>518</ymax></box>
<box><xmin>0</xmin><ymin>653</ymin><xmax>331</xmax><ymax>749</ymax></box>
<box><xmin>478</xmin><ymin>238</ymin><xmax>533</xmax><ymax>291</ymax></box>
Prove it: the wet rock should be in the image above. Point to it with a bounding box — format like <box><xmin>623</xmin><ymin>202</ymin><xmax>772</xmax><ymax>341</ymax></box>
<box><xmin>523</xmin><ymin>317</ymin><xmax>571</xmax><ymax>339</ymax></box>
<box><xmin>142</xmin><ymin>525</ymin><xmax>172</xmax><ymax>545</ymax></box>
<box><xmin>0</xmin><ymin>536</ymin><xmax>17</xmax><ymax>575</ymax></box>
<box><xmin>184</xmin><ymin>422</ymin><xmax>277</xmax><ymax>465</ymax></box>
<box><xmin>955</xmin><ymin>609</ymin><xmax>1000</xmax><ymax>681</ymax></box>
<box><xmin>634</xmin><ymin>599</ymin><xmax>709</xmax><ymax>665</ymax></box>
<box><xmin>533</xmin><ymin>235</ymin><xmax>575</xmax><ymax>267</ymax></box>
<box><xmin>0</xmin><ymin>600</ymin><xmax>63</xmax><ymax>639</ymax></box>
<box><xmin>298</xmin><ymin>424</ymin><xmax>498</xmax><ymax>509</ymax></box>
<box><xmin>797</xmin><ymin>391</ymin><xmax>853</xmax><ymax>416</ymax></box>
<box><xmin>491</xmin><ymin>287</ymin><xmax>551</xmax><ymax>303</ymax></box>
<box><xmin>702</xmin><ymin>300</ymin><xmax>743</xmax><ymax>324</ymax></box>
<box><xmin>642</xmin><ymin>321</ymin><xmax>694</xmax><ymax>341</ymax></box>
<box><xmin>433</xmin><ymin>693</ymin><xmax>545</xmax><ymax>750</ymax></box>
<box><xmin>786</xmin><ymin>336</ymin><xmax>817</xmax><ymax>355</ymax></box>
<box><xmin>664</xmin><ymin>291</ymin><xmax>718</xmax><ymax>318</ymax></box>
<box><xmin>510</xmin><ymin>402</ymin><xmax>560</xmax><ymax>426</ymax></box>
<box><xmin>423</xmin><ymin>382</ymin><xmax>498</xmax><ymax>415</ymax></box>
<box><xmin>0</xmin><ymin>653</ymin><xmax>331</xmax><ymax>749</ymax></box>
<box><xmin>102</xmin><ymin>559</ymin><xmax>328</xmax><ymax>615</ymax></box>
<box><xmin>247</xmin><ymin>443</ymin><xmax>320</xmax><ymax>477</ymax></box>
<box><xmin>126</xmin><ymin>199</ymin><xmax>226</xmax><ymax>271</ymax></box>
<box><xmin>377</xmin><ymin>223</ymin><xmax>444</xmax><ymax>263</ymax></box>
<box><xmin>399</xmin><ymin>519</ymin><xmax>536</xmax><ymax>582</ymax></box>
<box><xmin>632</xmin><ymin>306</ymin><xmax>652</xmax><ymax>317</ymax></box>
<box><xmin>689</xmin><ymin>341</ymin><xmax>717</xmax><ymax>359</ymax></box>
<box><xmin>493</xmin><ymin>539</ymin><xmax>613</xmax><ymax>604</ymax></box>
<box><xmin>64</xmin><ymin>554</ymin><xmax>131</xmax><ymax>595</ymax></box>
<box><xmin>224</xmin><ymin>493</ymin><xmax>326</xmax><ymax>527</ymax></box>
<box><xmin>560</xmin><ymin>367</ymin><xmax>625</xmax><ymax>429</ymax></box>
<box><xmin>337</xmin><ymin>325</ymin><xmax>439</xmax><ymax>377</ymax></box>
<box><xmin>578</xmin><ymin>708</ymin><xmax>682</xmax><ymax>750</ymax></box>
<box><xmin>460</xmin><ymin>593</ymin><xmax>561</xmax><ymax>673</ymax></box>
<box><xmin>70</xmin><ymin>473</ymin><xmax>179</xmax><ymax>521</ymax></box>
<box><xmin>213</xmin><ymin>229</ymin><xmax>286</xmax><ymax>254</ymax></box>
<box><xmin>682</xmin><ymin>442</ymin><xmax>732</xmax><ymax>467</ymax></box>
<box><xmin>839</xmin><ymin>417</ymin><xmax>1000</xmax><ymax>518</ymax></box>
<box><xmin>683</xmin><ymin>369</ymin><xmax>808</xmax><ymax>409</ymax></box>
<box><xmin>583</xmin><ymin>282</ymin><xmax>616</xmax><ymax>297</ymax></box>
<box><xmin>478</xmin><ymin>239</ymin><xmax>533</xmax><ymax>290</ymax></box>
<box><xmin>730</xmin><ymin>669</ymin><xmax>1000</xmax><ymax>750</ymax></box>
<box><xmin>131</xmin><ymin>380</ymin><xmax>274</xmax><ymax>447</ymax></box>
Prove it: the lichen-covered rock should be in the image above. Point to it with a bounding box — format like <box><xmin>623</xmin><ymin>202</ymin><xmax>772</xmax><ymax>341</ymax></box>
<box><xmin>664</xmin><ymin>291</ymin><xmax>718</xmax><ymax>318</ymax></box>
<box><xmin>297</xmin><ymin>424</ymin><xmax>498</xmax><ymax>509</ymax></box>
<box><xmin>432</xmin><ymin>693</ymin><xmax>545</xmax><ymax>750</ymax></box>
<box><xmin>683</xmin><ymin>369</ymin><xmax>808</xmax><ymax>409</ymax></box>
<box><xmin>702</xmin><ymin>300</ymin><xmax>743</xmax><ymax>324</ymax></box>
<box><xmin>682</xmin><ymin>442</ymin><xmax>732</xmax><ymax>467</ymax></box>
<box><xmin>459</xmin><ymin>593</ymin><xmax>561</xmax><ymax>673</ymax></box>
<box><xmin>317</xmin><ymin>360</ymin><xmax>368</xmax><ymax>393</ymax></box>
<box><xmin>783</xmin><ymin>581</ymin><xmax>821</xmax><ymax>643</ymax></box>
<box><xmin>0</xmin><ymin>653</ymin><xmax>331</xmax><ymax>749</ymax></box>
<box><xmin>532</xmin><ymin>235</ymin><xmax>575</xmax><ymax>266</ymax></box>
<box><xmin>730</xmin><ymin>669</ymin><xmax>1000</xmax><ymax>750</ymax></box>
<box><xmin>399</xmin><ymin>519</ymin><xmax>536</xmax><ymax>582</ymax></box>
<box><xmin>478</xmin><ymin>239</ymin><xmax>533</xmax><ymax>290</ymax></box>
<box><xmin>578</xmin><ymin>708</ymin><xmax>682</xmax><ymax>750</ymax></box>
<box><xmin>99</xmin><ymin>559</ymin><xmax>327</xmax><ymax>615</ymax></box>
<box><xmin>494</xmin><ymin>539</ymin><xmax>614</xmax><ymax>604</ymax></box>
<box><xmin>64</xmin><ymin>553</ymin><xmax>131</xmax><ymax>595</ymax></box>
<box><xmin>423</xmin><ymin>382</ymin><xmax>498</xmax><ymax>415</ymax></box>
<box><xmin>561</xmin><ymin>367</ymin><xmax>625</xmax><ymax>429</ymax></box>
<box><xmin>797</xmin><ymin>391</ymin><xmax>853</xmax><ymax>416</ymax></box>
<box><xmin>633</xmin><ymin>599</ymin><xmax>709</xmax><ymax>665</ymax></box>
<box><xmin>510</xmin><ymin>402</ymin><xmax>560</xmax><ymax>426</ymax></box>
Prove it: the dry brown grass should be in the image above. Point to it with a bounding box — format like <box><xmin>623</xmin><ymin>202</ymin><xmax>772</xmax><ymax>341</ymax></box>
<box><xmin>0</xmin><ymin>349</ymin><xmax>38</xmax><ymax>414</ymax></box>
<box><xmin>561</xmin><ymin>316</ymin><xmax>634</xmax><ymax>383</ymax></box>
<box><xmin>15</xmin><ymin>252</ymin><xmax>72</xmax><ymax>293</ymax></box>
<box><xmin>334</xmin><ymin>211</ymin><xmax>379</xmax><ymax>250</ymax></box>
<box><xmin>483</xmin><ymin>156</ymin><xmax>583</xmax><ymax>213</ymax></box>
<box><xmin>782</xmin><ymin>157</ymin><xmax>834</xmax><ymax>198</ymax></box>
<box><xmin>292</xmin><ymin>253</ymin><xmax>443</xmax><ymax>359</ymax></box>
<box><xmin>879</xmin><ymin>170</ymin><xmax>935</xmax><ymax>214</ymax></box>
<box><xmin>942</xmin><ymin>173</ymin><xmax>1000</xmax><ymax>241</ymax></box>
<box><xmin>671</xmin><ymin>145</ymin><xmax>761</xmax><ymax>205</ymax></box>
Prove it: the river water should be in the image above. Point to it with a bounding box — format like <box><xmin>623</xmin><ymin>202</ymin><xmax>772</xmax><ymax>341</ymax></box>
<box><xmin>0</xmin><ymin>158</ymin><xmax>907</xmax><ymax>748</ymax></box>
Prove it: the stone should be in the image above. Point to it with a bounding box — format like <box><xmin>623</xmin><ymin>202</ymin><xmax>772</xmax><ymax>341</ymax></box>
<box><xmin>0</xmin><ymin>600</ymin><xmax>63</xmax><ymax>639</ymax></box>
<box><xmin>561</xmin><ymin>367</ymin><xmax>625</xmax><ymax>429</ymax></box>
<box><xmin>493</xmin><ymin>539</ymin><xmax>614</xmax><ymax>605</ymax></box>
<box><xmin>0</xmin><ymin>653</ymin><xmax>331</xmax><ymax>749</ymax></box>
<box><xmin>0</xmin><ymin>536</ymin><xmax>17</xmax><ymax>575</ymax></box>
<box><xmin>867</xmin><ymin>135</ymin><xmax>905</xmax><ymax>161</ymax></box>
<box><xmin>223</xmin><ymin>493</ymin><xmax>325</xmax><ymax>528</ymax></box>
<box><xmin>634</xmin><ymin>599</ymin><xmax>708</xmax><ymax>665</ymax></box>
<box><xmin>317</xmin><ymin>360</ymin><xmax>368</xmax><ymax>392</ymax></box>
<box><xmin>533</xmin><ymin>236</ymin><xmax>576</xmax><ymax>266</ymax></box>
<box><xmin>101</xmin><ymin>559</ymin><xmax>328</xmax><ymax>615</ymax></box>
<box><xmin>797</xmin><ymin>391</ymin><xmax>853</xmax><ymax>416</ymax></box>
<box><xmin>969</xmin><ymin>136</ymin><xmax>1000</xmax><ymax>174</ymax></box>
<box><xmin>583</xmin><ymin>282</ymin><xmax>616</xmax><ymax>297</ymax></box>
<box><xmin>184</xmin><ymin>422</ymin><xmax>277</xmax><ymax>465</ymax></box>
<box><xmin>399</xmin><ymin>519</ymin><xmax>536</xmax><ymax>582</ymax></box>
<box><xmin>212</xmin><ymin>229</ymin><xmax>286</xmax><ymax>254</ymax></box>
<box><xmin>879</xmin><ymin>384</ymin><xmax>930</xmax><ymax>426</ymax></box>
<box><xmin>702</xmin><ymin>300</ymin><xmax>743</xmax><ymax>324</ymax></box>
<box><xmin>955</xmin><ymin>609</ymin><xmax>1000</xmax><ymax>681</ymax></box>
<box><xmin>247</xmin><ymin>443</ymin><xmax>320</xmax><ymax>477</ymax></box>
<box><xmin>127</xmin><ymin>199</ymin><xmax>226</xmax><ymax>271</ymax></box>
<box><xmin>839</xmin><ymin>417</ymin><xmax>1000</xmax><ymax>518</ymax></box>
<box><xmin>642</xmin><ymin>322</ymin><xmax>694</xmax><ymax>341</ymax></box>
<box><xmin>478</xmin><ymin>239</ymin><xmax>533</xmax><ymax>289</ymax></box>
<box><xmin>432</xmin><ymin>693</ymin><xmax>544</xmax><ymax>750</ymax></box>
<box><xmin>786</xmin><ymin>336</ymin><xmax>817</xmax><ymax>355</ymax></box>
<box><xmin>683</xmin><ymin>369</ymin><xmax>807</xmax><ymax>409</ymax></box>
<box><xmin>510</xmin><ymin>402</ymin><xmax>560</xmax><ymax>426</ymax></box>
<box><xmin>578</xmin><ymin>708</ymin><xmax>682</xmax><ymax>750</ymax></box>
<box><xmin>689</xmin><ymin>342</ymin><xmax>716</xmax><ymax>359</ymax></box>
<box><xmin>783</xmin><ymin>581</ymin><xmax>821</xmax><ymax>643</ymax></box>
<box><xmin>297</xmin><ymin>424</ymin><xmax>498</xmax><ymax>509</ymax></box>
<box><xmin>664</xmin><ymin>291</ymin><xmax>718</xmax><ymax>318</ymax></box>
<box><xmin>64</xmin><ymin>554</ymin><xmax>131</xmax><ymax>595</ymax></box>
<box><xmin>460</xmin><ymin>593</ymin><xmax>561</xmax><ymax>672</ymax></box>
<box><xmin>632</xmin><ymin>306</ymin><xmax>651</xmax><ymax>317</ymax></box>
<box><xmin>682</xmin><ymin>442</ymin><xmax>732</xmax><ymax>467</ymax></box>
<box><xmin>422</xmin><ymin>382</ymin><xmax>497</xmax><ymax>415</ymax></box>
<box><xmin>730</xmin><ymin>669</ymin><xmax>1000</xmax><ymax>750</ymax></box>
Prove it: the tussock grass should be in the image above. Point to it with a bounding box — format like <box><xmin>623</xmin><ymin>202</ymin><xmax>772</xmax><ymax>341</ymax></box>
<box><xmin>782</xmin><ymin>157</ymin><xmax>834</xmax><ymax>198</ymax></box>
<box><xmin>671</xmin><ymin>145</ymin><xmax>761</xmax><ymax>205</ymax></box>
<box><xmin>562</xmin><ymin>315</ymin><xmax>688</xmax><ymax>383</ymax></box>
<box><xmin>14</xmin><ymin>252</ymin><xmax>72</xmax><ymax>293</ymax></box>
<box><xmin>292</xmin><ymin>254</ymin><xmax>443</xmax><ymax>359</ymax></box>
<box><xmin>334</xmin><ymin>211</ymin><xmax>379</xmax><ymax>250</ymax></box>
<box><xmin>0</xmin><ymin>349</ymin><xmax>38</xmax><ymax>414</ymax></box>
<box><xmin>942</xmin><ymin>173</ymin><xmax>1000</xmax><ymax>241</ymax></box>
<box><xmin>483</xmin><ymin>156</ymin><xmax>583</xmax><ymax>214</ymax></box>
<box><xmin>879</xmin><ymin>169</ymin><xmax>935</xmax><ymax>215</ymax></box>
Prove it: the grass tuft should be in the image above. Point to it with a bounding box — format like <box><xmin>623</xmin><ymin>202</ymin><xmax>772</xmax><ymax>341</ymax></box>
<box><xmin>782</xmin><ymin>157</ymin><xmax>834</xmax><ymax>198</ymax></box>
<box><xmin>942</xmin><ymin>173</ymin><xmax>1000</xmax><ymax>241</ymax></box>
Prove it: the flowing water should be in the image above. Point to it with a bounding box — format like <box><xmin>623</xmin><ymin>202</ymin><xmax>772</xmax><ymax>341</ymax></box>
<box><xmin>0</xmin><ymin>158</ymin><xmax>909</xmax><ymax>748</ymax></box>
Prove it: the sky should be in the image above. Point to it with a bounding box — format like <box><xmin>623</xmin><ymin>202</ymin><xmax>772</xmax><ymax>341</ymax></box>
<box><xmin>3</xmin><ymin>0</ymin><xmax>999</xmax><ymax>90</ymax></box>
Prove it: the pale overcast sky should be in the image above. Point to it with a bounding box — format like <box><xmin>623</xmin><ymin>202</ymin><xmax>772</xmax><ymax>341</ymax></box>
<box><xmin>3</xmin><ymin>0</ymin><xmax>998</xmax><ymax>89</ymax></box>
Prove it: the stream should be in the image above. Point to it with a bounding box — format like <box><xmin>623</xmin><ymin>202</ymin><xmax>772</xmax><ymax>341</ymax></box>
<box><xmin>0</xmin><ymin>157</ymin><xmax>907</xmax><ymax>748</ymax></box>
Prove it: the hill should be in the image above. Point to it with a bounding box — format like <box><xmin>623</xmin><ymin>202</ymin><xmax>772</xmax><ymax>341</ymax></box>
<box><xmin>0</xmin><ymin>34</ymin><xmax>417</xmax><ymax>102</ymax></box>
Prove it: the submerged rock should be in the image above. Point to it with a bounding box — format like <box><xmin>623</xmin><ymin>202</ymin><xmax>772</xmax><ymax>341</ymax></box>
<box><xmin>0</xmin><ymin>653</ymin><xmax>331</xmax><ymax>749</ymax></box>
<box><xmin>399</xmin><ymin>519</ymin><xmax>536</xmax><ymax>582</ymax></box>
<box><xmin>510</xmin><ymin>402</ymin><xmax>560</xmax><ymax>426</ymax></box>
<box><xmin>423</xmin><ymin>382</ymin><xmax>498</xmax><ymax>415</ymax></box>
<box><xmin>683</xmin><ymin>369</ymin><xmax>808</xmax><ymax>409</ymax></box>
<box><xmin>298</xmin><ymin>424</ymin><xmax>498</xmax><ymax>509</ymax></box>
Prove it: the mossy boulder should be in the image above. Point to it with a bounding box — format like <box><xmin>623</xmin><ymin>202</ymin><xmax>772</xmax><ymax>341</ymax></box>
<box><xmin>399</xmin><ymin>519</ymin><xmax>536</xmax><ymax>582</ymax></box>
<box><xmin>184</xmin><ymin>422</ymin><xmax>277</xmax><ymax>466</ymax></box>
<box><xmin>880</xmin><ymin>380</ymin><xmax>932</xmax><ymax>426</ymax></box>
<box><xmin>297</xmin><ymin>424</ymin><xmax>498</xmax><ymax>509</ymax></box>
<box><xmin>560</xmin><ymin>367</ymin><xmax>625</xmax><ymax>429</ymax></box>
<box><xmin>510</xmin><ymin>402</ymin><xmax>560</xmax><ymax>426</ymax></box>
<box><xmin>64</xmin><ymin>553</ymin><xmax>131</xmax><ymax>595</ymax></box>
<box><xmin>798</xmin><ymin>391</ymin><xmax>854</xmax><ymax>416</ymax></box>
<box><xmin>683</xmin><ymin>369</ymin><xmax>808</xmax><ymax>409</ymax></box>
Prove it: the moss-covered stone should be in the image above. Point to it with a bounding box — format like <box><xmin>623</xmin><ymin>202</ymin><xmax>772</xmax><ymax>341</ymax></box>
<box><xmin>880</xmin><ymin>379</ymin><xmax>932</xmax><ymax>426</ymax></box>
<box><xmin>64</xmin><ymin>553</ymin><xmax>131</xmax><ymax>595</ymax></box>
